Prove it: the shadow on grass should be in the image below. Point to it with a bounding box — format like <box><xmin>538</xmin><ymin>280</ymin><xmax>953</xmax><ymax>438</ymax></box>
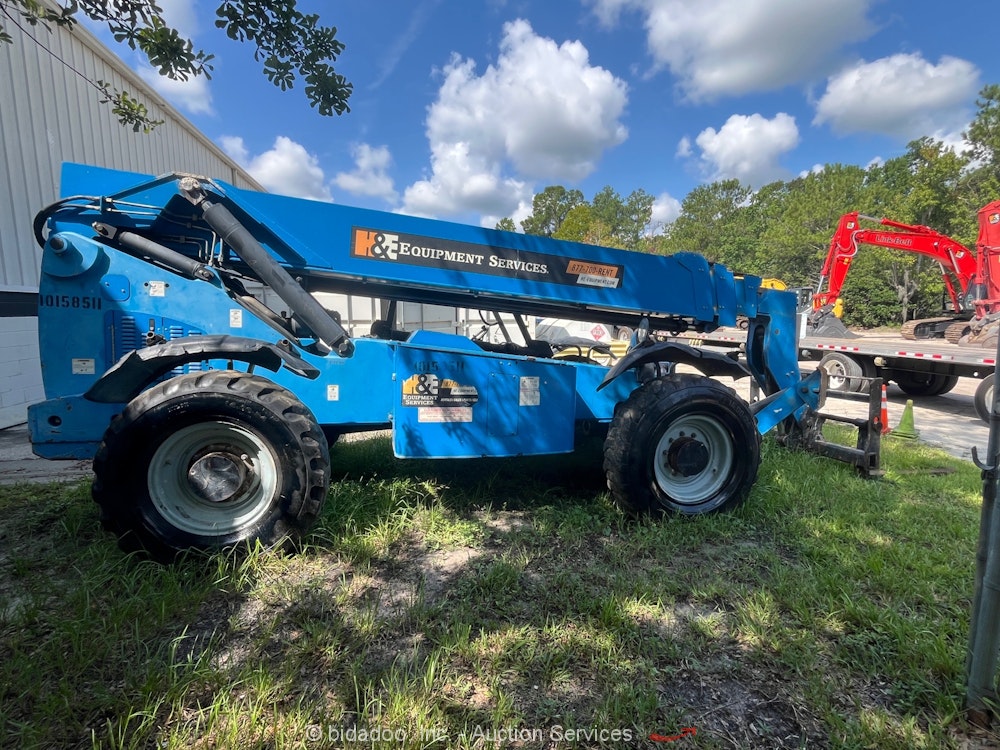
<box><xmin>1</xmin><ymin>434</ymin><xmax>995</xmax><ymax>749</ymax></box>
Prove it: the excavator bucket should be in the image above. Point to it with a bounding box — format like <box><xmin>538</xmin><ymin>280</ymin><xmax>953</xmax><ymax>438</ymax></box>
<box><xmin>807</xmin><ymin>307</ymin><xmax>858</xmax><ymax>338</ymax></box>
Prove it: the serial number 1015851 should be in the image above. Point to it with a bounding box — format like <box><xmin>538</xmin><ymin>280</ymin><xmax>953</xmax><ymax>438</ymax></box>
<box><xmin>39</xmin><ymin>294</ymin><xmax>103</xmax><ymax>310</ymax></box>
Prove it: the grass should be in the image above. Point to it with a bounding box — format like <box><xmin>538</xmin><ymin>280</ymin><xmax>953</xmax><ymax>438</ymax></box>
<box><xmin>0</xmin><ymin>429</ymin><xmax>997</xmax><ymax>749</ymax></box>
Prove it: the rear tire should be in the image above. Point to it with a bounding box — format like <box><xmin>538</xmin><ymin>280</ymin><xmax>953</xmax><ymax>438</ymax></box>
<box><xmin>93</xmin><ymin>371</ymin><xmax>330</xmax><ymax>560</ymax></box>
<box><xmin>975</xmin><ymin>374</ymin><xmax>994</xmax><ymax>424</ymax></box>
<box><xmin>604</xmin><ymin>375</ymin><xmax>760</xmax><ymax>517</ymax></box>
<box><xmin>892</xmin><ymin>370</ymin><xmax>959</xmax><ymax>397</ymax></box>
<box><xmin>819</xmin><ymin>352</ymin><xmax>863</xmax><ymax>393</ymax></box>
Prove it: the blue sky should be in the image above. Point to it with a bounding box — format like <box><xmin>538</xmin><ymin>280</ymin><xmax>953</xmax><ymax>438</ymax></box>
<box><xmin>95</xmin><ymin>0</ymin><xmax>999</xmax><ymax>231</ymax></box>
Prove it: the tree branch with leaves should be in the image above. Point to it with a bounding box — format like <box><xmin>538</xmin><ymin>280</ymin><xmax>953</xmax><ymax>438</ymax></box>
<box><xmin>0</xmin><ymin>0</ymin><xmax>351</xmax><ymax>132</ymax></box>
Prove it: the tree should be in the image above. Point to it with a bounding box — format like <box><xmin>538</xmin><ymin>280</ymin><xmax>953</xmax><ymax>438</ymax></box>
<box><xmin>898</xmin><ymin>137</ymin><xmax>966</xmax><ymax>231</ymax></box>
<box><xmin>756</xmin><ymin>165</ymin><xmax>868</xmax><ymax>286</ymax></box>
<box><xmin>520</xmin><ymin>186</ymin><xmax>585</xmax><ymax>237</ymax></box>
<box><xmin>962</xmin><ymin>84</ymin><xmax>1000</xmax><ymax>213</ymax></box>
<box><xmin>591</xmin><ymin>186</ymin><xmax>655</xmax><ymax>248</ymax></box>
<box><xmin>0</xmin><ymin>0</ymin><xmax>352</xmax><ymax>131</ymax></box>
<box><xmin>662</xmin><ymin>179</ymin><xmax>753</xmax><ymax>264</ymax></box>
<box><xmin>494</xmin><ymin>217</ymin><xmax>517</xmax><ymax>232</ymax></box>
<box><xmin>966</xmin><ymin>85</ymin><xmax>1000</xmax><ymax>170</ymax></box>
<box><xmin>554</xmin><ymin>204</ymin><xmax>617</xmax><ymax>246</ymax></box>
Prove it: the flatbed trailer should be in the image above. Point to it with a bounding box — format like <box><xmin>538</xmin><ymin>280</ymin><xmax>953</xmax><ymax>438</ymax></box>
<box><xmin>665</xmin><ymin>326</ymin><xmax>998</xmax><ymax>422</ymax></box>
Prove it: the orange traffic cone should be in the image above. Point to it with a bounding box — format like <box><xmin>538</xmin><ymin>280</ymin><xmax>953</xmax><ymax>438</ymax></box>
<box><xmin>879</xmin><ymin>383</ymin><xmax>891</xmax><ymax>435</ymax></box>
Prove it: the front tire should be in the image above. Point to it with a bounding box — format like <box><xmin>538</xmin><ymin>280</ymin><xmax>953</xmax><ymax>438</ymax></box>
<box><xmin>604</xmin><ymin>375</ymin><xmax>760</xmax><ymax>516</ymax></box>
<box><xmin>93</xmin><ymin>371</ymin><xmax>330</xmax><ymax>559</ymax></box>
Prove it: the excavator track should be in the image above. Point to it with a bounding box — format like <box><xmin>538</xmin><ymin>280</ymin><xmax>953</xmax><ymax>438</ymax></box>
<box><xmin>944</xmin><ymin>319</ymin><xmax>972</xmax><ymax>345</ymax></box>
<box><xmin>900</xmin><ymin>317</ymin><xmax>955</xmax><ymax>340</ymax></box>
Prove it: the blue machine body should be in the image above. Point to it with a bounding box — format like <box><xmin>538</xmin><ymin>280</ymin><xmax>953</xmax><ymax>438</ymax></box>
<box><xmin>29</xmin><ymin>163</ymin><xmax>814</xmax><ymax>460</ymax></box>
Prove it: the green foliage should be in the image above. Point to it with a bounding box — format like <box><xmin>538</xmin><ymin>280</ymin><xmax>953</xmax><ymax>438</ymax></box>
<box><xmin>0</xmin><ymin>0</ymin><xmax>351</xmax><ymax>130</ymax></box>
<box><xmin>214</xmin><ymin>1</ymin><xmax>351</xmax><ymax>117</ymax></box>
<box><xmin>966</xmin><ymin>84</ymin><xmax>1000</xmax><ymax>171</ymax></box>
<box><xmin>520</xmin><ymin>186</ymin><xmax>585</xmax><ymax>237</ymax></box>
<box><xmin>520</xmin><ymin>185</ymin><xmax>654</xmax><ymax>250</ymax></box>
<box><xmin>897</xmin><ymin>138</ymin><xmax>965</xmax><ymax>231</ymax></box>
<box><xmin>96</xmin><ymin>80</ymin><xmax>164</xmax><ymax>133</ymax></box>
<box><xmin>590</xmin><ymin>185</ymin><xmax>655</xmax><ymax>248</ymax></box>
<box><xmin>660</xmin><ymin>179</ymin><xmax>753</xmax><ymax>263</ymax></box>
<box><xmin>839</xmin><ymin>252</ymin><xmax>911</xmax><ymax>327</ymax></box>
<box><xmin>962</xmin><ymin>85</ymin><xmax>1000</xmax><ymax>217</ymax></box>
<box><xmin>552</xmin><ymin>203</ymin><xmax>599</xmax><ymax>243</ymax></box>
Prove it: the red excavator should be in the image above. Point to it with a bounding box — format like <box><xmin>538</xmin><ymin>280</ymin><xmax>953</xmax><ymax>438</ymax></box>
<box><xmin>809</xmin><ymin>202</ymin><xmax>1000</xmax><ymax>346</ymax></box>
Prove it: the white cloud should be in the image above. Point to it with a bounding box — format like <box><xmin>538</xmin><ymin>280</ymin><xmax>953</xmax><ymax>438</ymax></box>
<box><xmin>219</xmin><ymin>135</ymin><xmax>249</xmax><ymax>165</ymax></box>
<box><xmin>691</xmin><ymin>113</ymin><xmax>799</xmax><ymax>186</ymax></box>
<box><xmin>333</xmin><ymin>144</ymin><xmax>398</xmax><ymax>203</ymax></box>
<box><xmin>650</xmin><ymin>192</ymin><xmax>681</xmax><ymax>229</ymax></box>
<box><xmin>588</xmin><ymin>0</ymin><xmax>873</xmax><ymax>100</ymax></box>
<box><xmin>154</xmin><ymin>0</ymin><xmax>200</xmax><ymax>41</ymax></box>
<box><xmin>481</xmin><ymin>199</ymin><xmax>534</xmax><ymax>232</ymax></box>
<box><xmin>402</xmin><ymin>141</ymin><xmax>530</xmax><ymax>218</ymax></box>
<box><xmin>220</xmin><ymin>136</ymin><xmax>333</xmax><ymax>201</ymax></box>
<box><xmin>813</xmin><ymin>54</ymin><xmax>980</xmax><ymax>140</ymax></box>
<box><xmin>402</xmin><ymin>19</ymin><xmax>628</xmax><ymax>218</ymax></box>
<box><xmin>798</xmin><ymin>163</ymin><xmax>826</xmax><ymax>179</ymax></box>
<box><xmin>138</xmin><ymin>65</ymin><xmax>213</xmax><ymax>115</ymax></box>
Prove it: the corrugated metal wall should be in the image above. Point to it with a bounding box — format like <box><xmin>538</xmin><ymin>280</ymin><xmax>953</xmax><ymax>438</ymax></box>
<box><xmin>0</xmin><ymin>10</ymin><xmax>261</xmax><ymax>293</ymax></box>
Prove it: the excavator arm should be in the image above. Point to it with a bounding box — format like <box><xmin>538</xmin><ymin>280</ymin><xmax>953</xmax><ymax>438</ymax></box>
<box><xmin>813</xmin><ymin>211</ymin><xmax>979</xmax><ymax>314</ymax></box>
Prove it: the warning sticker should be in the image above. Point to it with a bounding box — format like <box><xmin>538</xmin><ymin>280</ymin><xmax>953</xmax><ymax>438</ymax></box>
<box><xmin>418</xmin><ymin>407</ymin><xmax>474</xmax><ymax>423</ymax></box>
<box><xmin>519</xmin><ymin>376</ymin><xmax>541</xmax><ymax>407</ymax></box>
<box><xmin>72</xmin><ymin>358</ymin><xmax>96</xmax><ymax>375</ymax></box>
<box><xmin>402</xmin><ymin>373</ymin><xmax>479</xmax><ymax>407</ymax></box>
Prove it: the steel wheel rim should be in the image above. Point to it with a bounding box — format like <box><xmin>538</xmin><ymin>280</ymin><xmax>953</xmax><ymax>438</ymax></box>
<box><xmin>653</xmin><ymin>413</ymin><xmax>733</xmax><ymax>504</ymax></box>
<box><xmin>823</xmin><ymin>360</ymin><xmax>849</xmax><ymax>390</ymax></box>
<box><xmin>147</xmin><ymin>422</ymin><xmax>279</xmax><ymax>535</ymax></box>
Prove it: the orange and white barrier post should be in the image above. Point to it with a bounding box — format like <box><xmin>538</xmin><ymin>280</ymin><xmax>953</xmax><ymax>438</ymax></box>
<box><xmin>879</xmin><ymin>383</ymin><xmax>891</xmax><ymax>435</ymax></box>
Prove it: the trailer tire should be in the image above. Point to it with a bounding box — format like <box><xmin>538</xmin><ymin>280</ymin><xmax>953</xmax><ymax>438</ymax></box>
<box><xmin>819</xmin><ymin>352</ymin><xmax>863</xmax><ymax>393</ymax></box>
<box><xmin>892</xmin><ymin>370</ymin><xmax>959</xmax><ymax>397</ymax></box>
<box><xmin>93</xmin><ymin>371</ymin><xmax>330</xmax><ymax>560</ymax></box>
<box><xmin>975</xmin><ymin>374</ymin><xmax>994</xmax><ymax>424</ymax></box>
<box><xmin>604</xmin><ymin>375</ymin><xmax>759</xmax><ymax>517</ymax></box>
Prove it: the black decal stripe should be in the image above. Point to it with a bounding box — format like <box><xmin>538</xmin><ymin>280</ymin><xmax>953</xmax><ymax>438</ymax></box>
<box><xmin>0</xmin><ymin>291</ymin><xmax>39</xmax><ymax>318</ymax></box>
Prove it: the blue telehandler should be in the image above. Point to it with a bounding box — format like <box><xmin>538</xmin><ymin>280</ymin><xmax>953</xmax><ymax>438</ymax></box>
<box><xmin>28</xmin><ymin>164</ymin><xmax>876</xmax><ymax>558</ymax></box>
